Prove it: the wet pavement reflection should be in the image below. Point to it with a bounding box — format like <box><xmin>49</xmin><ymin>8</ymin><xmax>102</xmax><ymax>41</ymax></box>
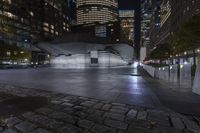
<box><xmin>0</xmin><ymin>67</ymin><xmax>162</xmax><ymax>108</ymax></box>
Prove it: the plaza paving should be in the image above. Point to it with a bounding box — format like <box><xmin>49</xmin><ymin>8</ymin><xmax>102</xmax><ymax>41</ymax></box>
<box><xmin>0</xmin><ymin>67</ymin><xmax>200</xmax><ymax>132</ymax></box>
<box><xmin>0</xmin><ymin>68</ymin><xmax>161</xmax><ymax>108</ymax></box>
<box><xmin>0</xmin><ymin>84</ymin><xmax>200</xmax><ymax>133</ymax></box>
<box><xmin>0</xmin><ymin>67</ymin><xmax>200</xmax><ymax>114</ymax></box>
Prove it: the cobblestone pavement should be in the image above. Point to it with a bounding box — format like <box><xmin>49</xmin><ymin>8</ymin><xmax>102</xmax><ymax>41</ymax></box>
<box><xmin>0</xmin><ymin>84</ymin><xmax>200</xmax><ymax>133</ymax></box>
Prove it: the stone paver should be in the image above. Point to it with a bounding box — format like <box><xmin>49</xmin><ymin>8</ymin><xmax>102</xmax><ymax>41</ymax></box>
<box><xmin>1</xmin><ymin>128</ymin><xmax>18</xmax><ymax>133</ymax></box>
<box><xmin>104</xmin><ymin>119</ymin><xmax>128</xmax><ymax>130</ymax></box>
<box><xmin>0</xmin><ymin>127</ymin><xmax>3</xmax><ymax>131</ymax></box>
<box><xmin>93</xmin><ymin>103</ymin><xmax>104</xmax><ymax>109</ymax></box>
<box><xmin>104</xmin><ymin>112</ymin><xmax>125</xmax><ymax>121</ymax></box>
<box><xmin>0</xmin><ymin>84</ymin><xmax>200</xmax><ymax>133</ymax></box>
<box><xmin>127</xmin><ymin>109</ymin><xmax>138</xmax><ymax>118</ymax></box>
<box><xmin>30</xmin><ymin>128</ymin><xmax>51</xmax><ymax>133</ymax></box>
<box><xmin>48</xmin><ymin>111</ymin><xmax>76</xmax><ymax>124</ymax></box>
<box><xmin>102</xmin><ymin>104</ymin><xmax>111</xmax><ymax>111</ymax></box>
<box><xmin>78</xmin><ymin>119</ymin><xmax>94</xmax><ymax>129</ymax></box>
<box><xmin>15</xmin><ymin>121</ymin><xmax>37</xmax><ymax>133</ymax></box>
<box><xmin>59</xmin><ymin>124</ymin><xmax>81</xmax><ymax>133</ymax></box>
<box><xmin>80</xmin><ymin>101</ymin><xmax>96</xmax><ymax>107</ymax></box>
<box><xmin>36</xmin><ymin>107</ymin><xmax>54</xmax><ymax>115</ymax></box>
<box><xmin>137</xmin><ymin>111</ymin><xmax>147</xmax><ymax>120</ymax></box>
<box><xmin>171</xmin><ymin>116</ymin><xmax>185</xmax><ymax>130</ymax></box>
<box><xmin>182</xmin><ymin>117</ymin><xmax>200</xmax><ymax>133</ymax></box>
<box><xmin>4</xmin><ymin>117</ymin><xmax>22</xmax><ymax>127</ymax></box>
<box><xmin>91</xmin><ymin>124</ymin><xmax>116</xmax><ymax>133</ymax></box>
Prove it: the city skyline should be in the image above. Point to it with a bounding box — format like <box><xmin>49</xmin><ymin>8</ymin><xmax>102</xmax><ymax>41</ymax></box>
<box><xmin>0</xmin><ymin>1</ymin><xmax>200</xmax><ymax>133</ymax></box>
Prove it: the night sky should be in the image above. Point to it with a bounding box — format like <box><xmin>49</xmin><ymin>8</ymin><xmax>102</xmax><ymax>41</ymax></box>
<box><xmin>119</xmin><ymin>0</ymin><xmax>140</xmax><ymax>9</ymax></box>
<box><xmin>119</xmin><ymin>0</ymin><xmax>141</xmax><ymax>59</ymax></box>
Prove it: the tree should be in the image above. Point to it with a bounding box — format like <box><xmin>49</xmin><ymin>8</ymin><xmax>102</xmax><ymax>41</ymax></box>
<box><xmin>150</xmin><ymin>15</ymin><xmax>200</xmax><ymax>61</ymax></box>
<box><xmin>171</xmin><ymin>15</ymin><xmax>200</xmax><ymax>53</ymax></box>
<box><xmin>149</xmin><ymin>43</ymin><xmax>171</xmax><ymax>61</ymax></box>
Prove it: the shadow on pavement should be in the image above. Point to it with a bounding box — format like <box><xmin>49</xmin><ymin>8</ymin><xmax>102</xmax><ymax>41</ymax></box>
<box><xmin>0</xmin><ymin>96</ymin><xmax>48</xmax><ymax>119</ymax></box>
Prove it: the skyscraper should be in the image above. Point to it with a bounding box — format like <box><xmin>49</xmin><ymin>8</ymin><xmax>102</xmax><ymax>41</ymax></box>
<box><xmin>0</xmin><ymin>0</ymin><xmax>70</xmax><ymax>48</ymax></box>
<box><xmin>140</xmin><ymin>0</ymin><xmax>152</xmax><ymax>47</ymax></box>
<box><xmin>76</xmin><ymin>0</ymin><xmax>118</xmax><ymax>25</ymax></box>
<box><xmin>119</xmin><ymin>10</ymin><xmax>135</xmax><ymax>44</ymax></box>
<box><xmin>68</xmin><ymin>0</ymin><xmax>77</xmax><ymax>25</ymax></box>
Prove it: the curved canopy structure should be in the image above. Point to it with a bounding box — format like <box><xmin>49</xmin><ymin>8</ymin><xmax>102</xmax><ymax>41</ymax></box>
<box><xmin>37</xmin><ymin>41</ymin><xmax>134</xmax><ymax>68</ymax></box>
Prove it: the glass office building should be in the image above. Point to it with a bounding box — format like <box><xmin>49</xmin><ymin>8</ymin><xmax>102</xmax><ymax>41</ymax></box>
<box><xmin>0</xmin><ymin>0</ymin><xmax>70</xmax><ymax>48</ymax></box>
<box><xmin>119</xmin><ymin>10</ymin><xmax>135</xmax><ymax>44</ymax></box>
<box><xmin>77</xmin><ymin>0</ymin><xmax>118</xmax><ymax>25</ymax></box>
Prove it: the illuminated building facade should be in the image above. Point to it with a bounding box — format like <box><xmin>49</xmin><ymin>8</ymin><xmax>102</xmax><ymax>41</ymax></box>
<box><xmin>71</xmin><ymin>21</ymin><xmax>121</xmax><ymax>43</ymax></box>
<box><xmin>43</xmin><ymin>0</ymin><xmax>70</xmax><ymax>38</ymax></box>
<box><xmin>150</xmin><ymin>0</ymin><xmax>200</xmax><ymax>49</ymax></box>
<box><xmin>149</xmin><ymin>0</ymin><xmax>170</xmax><ymax>50</ymax></box>
<box><xmin>140</xmin><ymin>0</ymin><xmax>152</xmax><ymax>48</ymax></box>
<box><xmin>140</xmin><ymin>0</ymin><xmax>160</xmax><ymax>61</ymax></box>
<box><xmin>119</xmin><ymin>10</ymin><xmax>135</xmax><ymax>44</ymax></box>
<box><xmin>76</xmin><ymin>0</ymin><xmax>118</xmax><ymax>25</ymax></box>
<box><xmin>160</xmin><ymin>0</ymin><xmax>170</xmax><ymax>27</ymax></box>
<box><xmin>170</xmin><ymin>0</ymin><xmax>200</xmax><ymax>33</ymax></box>
<box><xmin>0</xmin><ymin>0</ymin><xmax>70</xmax><ymax>48</ymax></box>
<box><xmin>146</xmin><ymin>0</ymin><xmax>200</xmax><ymax>63</ymax></box>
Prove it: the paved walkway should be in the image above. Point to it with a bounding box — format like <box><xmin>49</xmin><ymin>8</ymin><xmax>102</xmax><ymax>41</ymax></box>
<box><xmin>140</xmin><ymin>68</ymin><xmax>200</xmax><ymax>116</ymax></box>
<box><xmin>0</xmin><ymin>84</ymin><xmax>200</xmax><ymax>133</ymax></box>
<box><xmin>0</xmin><ymin>68</ymin><xmax>200</xmax><ymax>116</ymax></box>
<box><xmin>0</xmin><ymin>68</ymin><xmax>164</xmax><ymax>109</ymax></box>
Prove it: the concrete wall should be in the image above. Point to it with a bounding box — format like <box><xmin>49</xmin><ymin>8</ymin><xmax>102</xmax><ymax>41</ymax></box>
<box><xmin>143</xmin><ymin>64</ymin><xmax>191</xmax><ymax>90</ymax></box>
<box><xmin>140</xmin><ymin>47</ymin><xmax>147</xmax><ymax>62</ymax></box>
<box><xmin>37</xmin><ymin>42</ymin><xmax>134</xmax><ymax>64</ymax></box>
<box><xmin>143</xmin><ymin>65</ymin><xmax>155</xmax><ymax>77</ymax></box>
<box><xmin>155</xmin><ymin>68</ymin><xmax>159</xmax><ymax>79</ymax></box>
<box><xmin>169</xmin><ymin>65</ymin><xmax>178</xmax><ymax>83</ymax></box>
<box><xmin>179</xmin><ymin>64</ymin><xmax>192</xmax><ymax>88</ymax></box>
<box><xmin>112</xmin><ymin>44</ymin><xmax>134</xmax><ymax>63</ymax></box>
<box><xmin>143</xmin><ymin>64</ymin><xmax>194</xmax><ymax>92</ymax></box>
<box><xmin>163</xmin><ymin>67</ymin><xmax>170</xmax><ymax>81</ymax></box>
<box><xmin>193</xmin><ymin>56</ymin><xmax>200</xmax><ymax>95</ymax></box>
<box><xmin>51</xmin><ymin>53</ymin><xmax>127</xmax><ymax>69</ymax></box>
<box><xmin>51</xmin><ymin>54</ymin><xmax>91</xmax><ymax>69</ymax></box>
<box><xmin>98</xmin><ymin>53</ymin><xmax>127</xmax><ymax>67</ymax></box>
<box><xmin>155</xmin><ymin>67</ymin><xmax>169</xmax><ymax>81</ymax></box>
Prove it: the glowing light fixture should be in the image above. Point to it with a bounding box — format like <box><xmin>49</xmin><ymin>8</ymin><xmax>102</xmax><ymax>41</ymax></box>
<box><xmin>133</xmin><ymin>61</ymin><xmax>138</xmax><ymax>68</ymax></box>
<box><xmin>180</xmin><ymin>65</ymin><xmax>184</xmax><ymax>69</ymax></box>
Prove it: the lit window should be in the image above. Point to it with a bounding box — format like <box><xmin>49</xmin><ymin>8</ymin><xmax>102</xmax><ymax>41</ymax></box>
<box><xmin>43</xmin><ymin>22</ymin><xmax>49</xmax><ymax>27</ymax></box>
<box><xmin>6</xmin><ymin>51</ymin><xmax>11</xmax><ymax>56</ymax></box>
<box><xmin>187</xmin><ymin>6</ymin><xmax>190</xmax><ymax>11</ymax></box>
<box><xmin>30</xmin><ymin>11</ymin><xmax>34</xmax><ymax>16</ymax></box>
<box><xmin>43</xmin><ymin>27</ymin><xmax>49</xmax><ymax>32</ymax></box>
